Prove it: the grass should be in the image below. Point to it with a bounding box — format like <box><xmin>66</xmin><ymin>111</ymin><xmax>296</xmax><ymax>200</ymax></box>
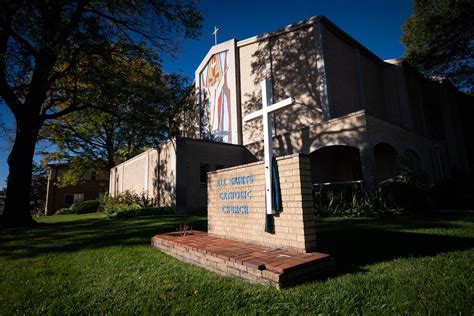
<box><xmin>0</xmin><ymin>212</ymin><xmax>473</xmax><ymax>314</ymax></box>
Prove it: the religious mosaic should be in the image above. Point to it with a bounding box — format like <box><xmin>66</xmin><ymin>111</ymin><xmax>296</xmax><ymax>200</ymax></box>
<box><xmin>199</xmin><ymin>51</ymin><xmax>233</xmax><ymax>143</ymax></box>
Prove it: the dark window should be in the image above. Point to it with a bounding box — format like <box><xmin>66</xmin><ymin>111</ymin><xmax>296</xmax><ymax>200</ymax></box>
<box><xmin>64</xmin><ymin>194</ymin><xmax>74</xmax><ymax>205</ymax></box>
<box><xmin>200</xmin><ymin>164</ymin><xmax>209</xmax><ymax>184</ymax></box>
<box><xmin>91</xmin><ymin>172</ymin><xmax>97</xmax><ymax>180</ymax></box>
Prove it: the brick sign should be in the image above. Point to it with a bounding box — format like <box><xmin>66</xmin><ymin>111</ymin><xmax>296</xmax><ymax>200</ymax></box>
<box><xmin>207</xmin><ymin>154</ymin><xmax>317</xmax><ymax>253</ymax></box>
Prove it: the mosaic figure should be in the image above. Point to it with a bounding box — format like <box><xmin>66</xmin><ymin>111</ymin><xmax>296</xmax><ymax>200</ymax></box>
<box><xmin>200</xmin><ymin>51</ymin><xmax>232</xmax><ymax>143</ymax></box>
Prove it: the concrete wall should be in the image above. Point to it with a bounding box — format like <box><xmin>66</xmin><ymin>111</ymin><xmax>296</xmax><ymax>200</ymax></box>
<box><xmin>153</xmin><ymin>141</ymin><xmax>178</xmax><ymax>207</ymax></box>
<box><xmin>238</xmin><ymin>39</ymin><xmax>266</xmax><ymax>145</ymax></box>
<box><xmin>322</xmin><ymin>25</ymin><xmax>363</xmax><ymax>118</ymax></box>
<box><xmin>235</xmin><ymin>17</ymin><xmax>471</xmax><ymax>186</ymax></box>
<box><xmin>239</xmin><ymin>23</ymin><xmax>325</xmax><ymax>146</ymax></box>
<box><xmin>190</xmin><ymin>15</ymin><xmax>472</xmax><ymax>197</ymax></box>
<box><xmin>110</xmin><ymin>138</ymin><xmax>257</xmax><ymax>214</ymax></box>
<box><xmin>110</xmin><ymin>141</ymin><xmax>177</xmax><ymax>208</ymax></box>
<box><xmin>365</xmin><ymin>114</ymin><xmax>443</xmax><ymax>181</ymax></box>
<box><xmin>380</xmin><ymin>64</ymin><xmax>403</xmax><ymax>126</ymax></box>
<box><xmin>245</xmin><ymin>110</ymin><xmax>368</xmax><ymax>159</ymax></box>
<box><xmin>207</xmin><ymin>154</ymin><xmax>316</xmax><ymax>253</ymax></box>
<box><xmin>176</xmin><ymin>138</ymin><xmax>257</xmax><ymax>213</ymax></box>
<box><xmin>236</xmin><ymin>18</ymin><xmax>409</xmax><ymax>151</ymax></box>
<box><xmin>244</xmin><ymin>111</ymin><xmax>376</xmax><ymax>188</ymax></box>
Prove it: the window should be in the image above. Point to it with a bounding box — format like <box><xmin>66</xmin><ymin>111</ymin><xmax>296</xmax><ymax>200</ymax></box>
<box><xmin>64</xmin><ymin>194</ymin><xmax>84</xmax><ymax>205</ymax></box>
<box><xmin>64</xmin><ymin>194</ymin><xmax>74</xmax><ymax>205</ymax></box>
<box><xmin>200</xmin><ymin>164</ymin><xmax>209</xmax><ymax>185</ymax></box>
<box><xmin>90</xmin><ymin>172</ymin><xmax>97</xmax><ymax>180</ymax></box>
<box><xmin>74</xmin><ymin>194</ymin><xmax>84</xmax><ymax>204</ymax></box>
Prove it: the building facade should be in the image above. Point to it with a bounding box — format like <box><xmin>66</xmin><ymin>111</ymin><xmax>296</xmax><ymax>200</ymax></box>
<box><xmin>194</xmin><ymin>15</ymin><xmax>471</xmax><ymax>189</ymax></box>
<box><xmin>109</xmin><ymin>138</ymin><xmax>256</xmax><ymax>213</ymax></box>
<box><xmin>110</xmin><ymin>16</ymin><xmax>472</xmax><ymax>213</ymax></box>
<box><xmin>45</xmin><ymin>164</ymin><xmax>109</xmax><ymax>214</ymax></box>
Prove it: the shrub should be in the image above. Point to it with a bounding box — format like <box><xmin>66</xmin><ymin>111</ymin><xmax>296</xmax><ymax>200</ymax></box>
<box><xmin>113</xmin><ymin>191</ymin><xmax>154</xmax><ymax>208</ymax></box>
<box><xmin>313</xmin><ymin>183</ymin><xmax>383</xmax><ymax>217</ymax></box>
<box><xmin>72</xmin><ymin>200</ymin><xmax>100</xmax><ymax>214</ymax></box>
<box><xmin>379</xmin><ymin>181</ymin><xmax>428</xmax><ymax>213</ymax></box>
<box><xmin>429</xmin><ymin>173</ymin><xmax>474</xmax><ymax>209</ymax></box>
<box><xmin>55</xmin><ymin>207</ymin><xmax>74</xmax><ymax>215</ymax></box>
<box><xmin>98</xmin><ymin>192</ymin><xmax>161</xmax><ymax>218</ymax></box>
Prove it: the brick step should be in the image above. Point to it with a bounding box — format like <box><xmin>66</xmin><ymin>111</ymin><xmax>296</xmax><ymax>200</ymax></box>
<box><xmin>152</xmin><ymin>230</ymin><xmax>334</xmax><ymax>288</ymax></box>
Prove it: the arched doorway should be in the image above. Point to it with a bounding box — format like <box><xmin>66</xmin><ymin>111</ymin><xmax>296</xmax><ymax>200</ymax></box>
<box><xmin>400</xmin><ymin>149</ymin><xmax>422</xmax><ymax>173</ymax></box>
<box><xmin>309</xmin><ymin>145</ymin><xmax>363</xmax><ymax>184</ymax></box>
<box><xmin>373</xmin><ymin>143</ymin><xmax>398</xmax><ymax>183</ymax></box>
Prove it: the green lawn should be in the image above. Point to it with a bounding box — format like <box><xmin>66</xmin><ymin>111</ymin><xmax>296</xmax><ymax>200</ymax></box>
<box><xmin>1</xmin><ymin>212</ymin><xmax>473</xmax><ymax>314</ymax></box>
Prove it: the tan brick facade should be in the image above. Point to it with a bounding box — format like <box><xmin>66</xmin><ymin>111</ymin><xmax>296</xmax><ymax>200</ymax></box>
<box><xmin>207</xmin><ymin>154</ymin><xmax>316</xmax><ymax>253</ymax></box>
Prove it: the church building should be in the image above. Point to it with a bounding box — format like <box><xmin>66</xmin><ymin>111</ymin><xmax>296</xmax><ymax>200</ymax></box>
<box><xmin>109</xmin><ymin>16</ymin><xmax>472</xmax><ymax>213</ymax></box>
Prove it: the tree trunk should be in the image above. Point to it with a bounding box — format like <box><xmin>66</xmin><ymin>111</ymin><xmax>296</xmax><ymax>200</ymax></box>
<box><xmin>1</xmin><ymin>119</ymin><xmax>41</xmax><ymax>227</ymax></box>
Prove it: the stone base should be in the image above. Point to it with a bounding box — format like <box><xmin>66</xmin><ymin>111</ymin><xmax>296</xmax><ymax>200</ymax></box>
<box><xmin>151</xmin><ymin>231</ymin><xmax>334</xmax><ymax>288</ymax></box>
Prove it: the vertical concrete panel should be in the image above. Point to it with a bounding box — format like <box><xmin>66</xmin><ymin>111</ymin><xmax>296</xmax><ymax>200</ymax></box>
<box><xmin>239</xmin><ymin>41</ymin><xmax>266</xmax><ymax>145</ymax></box>
<box><xmin>381</xmin><ymin>65</ymin><xmax>403</xmax><ymax>125</ymax></box>
<box><xmin>322</xmin><ymin>26</ymin><xmax>362</xmax><ymax>117</ymax></box>
<box><xmin>359</xmin><ymin>52</ymin><xmax>385</xmax><ymax>118</ymax></box>
<box><xmin>122</xmin><ymin>154</ymin><xmax>147</xmax><ymax>194</ymax></box>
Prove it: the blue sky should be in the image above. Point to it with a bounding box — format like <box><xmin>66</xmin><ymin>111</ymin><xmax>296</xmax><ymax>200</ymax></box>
<box><xmin>0</xmin><ymin>0</ymin><xmax>413</xmax><ymax>188</ymax></box>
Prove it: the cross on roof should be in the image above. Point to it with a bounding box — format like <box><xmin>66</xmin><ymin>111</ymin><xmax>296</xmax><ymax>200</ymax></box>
<box><xmin>212</xmin><ymin>26</ymin><xmax>219</xmax><ymax>46</ymax></box>
<box><xmin>243</xmin><ymin>79</ymin><xmax>294</xmax><ymax>215</ymax></box>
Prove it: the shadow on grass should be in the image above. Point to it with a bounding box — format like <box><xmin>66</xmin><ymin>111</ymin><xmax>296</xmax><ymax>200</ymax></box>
<box><xmin>314</xmin><ymin>214</ymin><xmax>474</xmax><ymax>274</ymax></box>
<box><xmin>1</xmin><ymin>213</ymin><xmax>473</xmax><ymax>277</ymax></box>
<box><xmin>0</xmin><ymin>215</ymin><xmax>207</xmax><ymax>260</ymax></box>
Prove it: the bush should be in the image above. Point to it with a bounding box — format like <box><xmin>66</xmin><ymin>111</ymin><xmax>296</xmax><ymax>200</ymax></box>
<box><xmin>314</xmin><ymin>183</ymin><xmax>383</xmax><ymax>217</ymax></box>
<box><xmin>113</xmin><ymin>191</ymin><xmax>154</xmax><ymax>208</ymax></box>
<box><xmin>55</xmin><ymin>207</ymin><xmax>74</xmax><ymax>215</ymax></box>
<box><xmin>98</xmin><ymin>192</ymin><xmax>161</xmax><ymax>218</ymax></box>
<box><xmin>429</xmin><ymin>173</ymin><xmax>474</xmax><ymax>209</ymax></box>
<box><xmin>72</xmin><ymin>200</ymin><xmax>100</xmax><ymax>214</ymax></box>
<box><xmin>379</xmin><ymin>181</ymin><xmax>428</xmax><ymax>213</ymax></box>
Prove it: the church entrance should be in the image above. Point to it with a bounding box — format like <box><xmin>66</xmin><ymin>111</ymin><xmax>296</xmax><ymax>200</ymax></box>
<box><xmin>309</xmin><ymin>145</ymin><xmax>363</xmax><ymax>184</ymax></box>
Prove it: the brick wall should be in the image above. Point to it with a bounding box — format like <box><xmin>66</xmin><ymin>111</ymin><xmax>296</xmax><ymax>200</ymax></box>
<box><xmin>207</xmin><ymin>153</ymin><xmax>316</xmax><ymax>253</ymax></box>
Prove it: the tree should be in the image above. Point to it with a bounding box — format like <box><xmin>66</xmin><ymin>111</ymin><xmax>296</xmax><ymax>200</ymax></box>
<box><xmin>42</xmin><ymin>57</ymin><xmax>194</xmax><ymax>186</ymax></box>
<box><xmin>401</xmin><ymin>0</ymin><xmax>474</xmax><ymax>91</ymax></box>
<box><xmin>30</xmin><ymin>162</ymin><xmax>48</xmax><ymax>214</ymax></box>
<box><xmin>0</xmin><ymin>1</ymin><xmax>202</xmax><ymax>226</ymax></box>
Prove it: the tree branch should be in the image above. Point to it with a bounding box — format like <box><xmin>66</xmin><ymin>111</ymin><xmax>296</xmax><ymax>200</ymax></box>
<box><xmin>2</xmin><ymin>19</ymin><xmax>38</xmax><ymax>58</ymax></box>
<box><xmin>0</xmin><ymin>24</ymin><xmax>22</xmax><ymax>114</ymax></box>
<box><xmin>41</xmin><ymin>103</ymin><xmax>114</xmax><ymax>120</ymax></box>
<box><xmin>84</xmin><ymin>4</ymin><xmax>168</xmax><ymax>46</ymax></box>
<box><xmin>55</xmin><ymin>0</ymin><xmax>89</xmax><ymax>46</ymax></box>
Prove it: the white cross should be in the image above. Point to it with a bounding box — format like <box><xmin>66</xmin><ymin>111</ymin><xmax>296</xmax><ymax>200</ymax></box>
<box><xmin>212</xmin><ymin>26</ymin><xmax>219</xmax><ymax>46</ymax></box>
<box><xmin>243</xmin><ymin>79</ymin><xmax>294</xmax><ymax>214</ymax></box>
